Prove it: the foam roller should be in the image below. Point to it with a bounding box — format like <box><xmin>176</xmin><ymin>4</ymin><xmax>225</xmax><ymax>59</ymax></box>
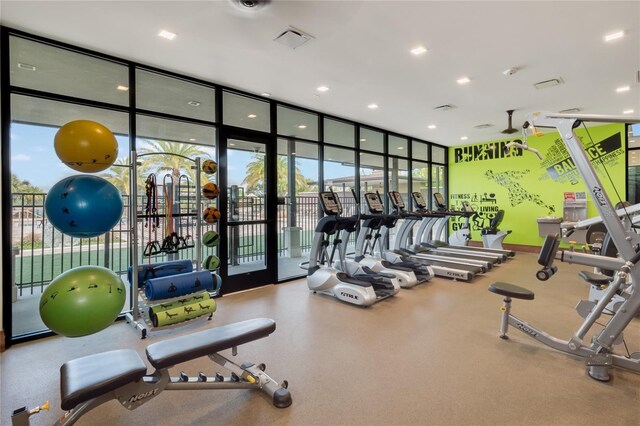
<box><xmin>148</xmin><ymin>292</ymin><xmax>211</xmax><ymax>318</ymax></box>
<box><xmin>152</xmin><ymin>298</ymin><xmax>217</xmax><ymax>327</ymax></box>
<box><xmin>128</xmin><ymin>260</ymin><xmax>193</xmax><ymax>287</ymax></box>
<box><xmin>145</xmin><ymin>270</ymin><xmax>214</xmax><ymax>300</ymax></box>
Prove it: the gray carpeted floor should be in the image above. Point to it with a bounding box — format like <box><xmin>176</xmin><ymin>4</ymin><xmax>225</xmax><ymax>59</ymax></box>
<box><xmin>1</xmin><ymin>252</ymin><xmax>639</xmax><ymax>425</ymax></box>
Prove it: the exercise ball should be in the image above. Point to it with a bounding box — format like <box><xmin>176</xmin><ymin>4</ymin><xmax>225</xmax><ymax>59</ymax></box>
<box><xmin>39</xmin><ymin>265</ymin><xmax>126</xmax><ymax>337</ymax></box>
<box><xmin>54</xmin><ymin>120</ymin><xmax>118</xmax><ymax>173</ymax></box>
<box><xmin>202</xmin><ymin>159</ymin><xmax>218</xmax><ymax>174</ymax></box>
<box><xmin>203</xmin><ymin>230</ymin><xmax>220</xmax><ymax>247</ymax></box>
<box><xmin>45</xmin><ymin>175</ymin><xmax>123</xmax><ymax>238</ymax></box>
<box><xmin>203</xmin><ymin>255</ymin><xmax>221</xmax><ymax>270</ymax></box>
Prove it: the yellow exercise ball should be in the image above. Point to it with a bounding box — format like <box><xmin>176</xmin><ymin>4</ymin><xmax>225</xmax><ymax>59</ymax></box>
<box><xmin>54</xmin><ymin>120</ymin><xmax>118</xmax><ymax>173</ymax></box>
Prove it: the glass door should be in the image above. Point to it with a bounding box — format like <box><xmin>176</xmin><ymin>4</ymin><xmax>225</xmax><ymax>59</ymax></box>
<box><xmin>219</xmin><ymin>132</ymin><xmax>276</xmax><ymax>293</ymax></box>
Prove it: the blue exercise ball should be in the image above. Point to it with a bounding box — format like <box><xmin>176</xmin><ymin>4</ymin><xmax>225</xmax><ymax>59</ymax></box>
<box><xmin>45</xmin><ymin>175</ymin><xmax>123</xmax><ymax>238</ymax></box>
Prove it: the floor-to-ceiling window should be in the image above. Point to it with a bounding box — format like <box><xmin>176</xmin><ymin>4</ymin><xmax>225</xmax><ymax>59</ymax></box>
<box><xmin>2</xmin><ymin>28</ymin><xmax>449</xmax><ymax>344</ymax></box>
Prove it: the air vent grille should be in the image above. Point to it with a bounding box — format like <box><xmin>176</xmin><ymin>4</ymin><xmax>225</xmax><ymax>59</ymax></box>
<box><xmin>534</xmin><ymin>78</ymin><xmax>564</xmax><ymax>89</ymax></box>
<box><xmin>559</xmin><ymin>108</ymin><xmax>581</xmax><ymax>114</ymax></box>
<box><xmin>274</xmin><ymin>27</ymin><xmax>314</xmax><ymax>49</ymax></box>
<box><xmin>473</xmin><ymin>124</ymin><xmax>493</xmax><ymax>129</ymax></box>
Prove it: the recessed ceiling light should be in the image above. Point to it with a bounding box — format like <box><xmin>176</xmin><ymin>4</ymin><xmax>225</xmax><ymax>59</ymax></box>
<box><xmin>410</xmin><ymin>46</ymin><xmax>427</xmax><ymax>55</ymax></box>
<box><xmin>189</xmin><ymin>138</ymin><xmax>196</xmax><ymax>142</ymax></box>
<box><xmin>397</xmin><ymin>146</ymin><xmax>404</xmax><ymax>150</ymax></box>
<box><xmin>460</xmin><ymin>136</ymin><xmax>468</xmax><ymax>141</ymax></box>
<box><xmin>428</xmin><ymin>124</ymin><xmax>436</xmax><ymax>129</ymax></box>
<box><xmin>368</xmin><ymin>103</ymin><xmax>379</xmax><ymax>109</ymax></box>
<box><xmin>298</xmin><ymin>125</ymin><xmax>307</xmax><ymax>129</ymax></box>
<box><xmin>604</xmin><ymin>31</ymin><xmax>625</xmax><ymax>42</ymax></box>
<box><xmin>457</xmin><ymin>77</ymin><xmax>471</xmax><ymax>85</ymax></box>
<box><xmin>158</xmin><ymin>30</ymin><xmax>177</xmax><ymax>40</ymax></box>
<box><xmin>360</xmin><ymin>138</ymin><xmax>367</xmax><ymax>142</ymax></box>
<box><xmin>261</xmin><ymin>92</ymin><xmax>271</xmax><ymax>97</ymax></box>
<box><xmin>17</xmin><ymin>63</ymin><xmax>36</xmax><ymax>71</ymax></box>
<box><xmin>623</xmin><ymin>109</ymin><xmax>635</xmax><ymax>114</ymax></box>
<box><xmin>616</xmin><ymin>86</ymin><xmax>630</xmax><ymax>93</ymax></box>
<box><xmin>116</xmin><ymin>85</ymin><xmax>129</xmax><ymax>91</ymax></box>
<box><xmin>187</xmin><ymin>100</ymin><xmax>201</xmax><ymax>106</ymax></box>
<box><xmin>229</xmin><ymin>143</ymin><xmax>235</xmax><ymax>146</ymax></box>
<box><xmin>248</xmin><ymin>114</ymin><xmax>257</xmax><ymax>118</ymax></box>
<box><xmin>317</xmin><ymin>86</ymin><xmax>329</xmax><ymax>92</ymax></box>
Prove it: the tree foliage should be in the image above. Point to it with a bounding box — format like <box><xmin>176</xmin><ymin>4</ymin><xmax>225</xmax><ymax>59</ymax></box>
<box><xmin>242</xmin><ymin>154</ymin><xmax>309</xmax><ymax>195</ymax></box>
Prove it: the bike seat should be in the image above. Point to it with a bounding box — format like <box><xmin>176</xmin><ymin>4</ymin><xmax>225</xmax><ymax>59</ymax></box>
<box><xmin>578</xmin><ymin>271</ymin><xmax>613</xmax><ymax>286</ymax></box>
<box><xmin>488</xmin><ymin>282</ymin><xmax>535</xmax><ymax>300</ymax></box>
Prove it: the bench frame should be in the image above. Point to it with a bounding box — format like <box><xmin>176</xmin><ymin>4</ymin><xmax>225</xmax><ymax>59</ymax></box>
<box><xmin>12</xmin><ymin>337</ymin><xmax>291</xmax><ymax>426</ymax></box>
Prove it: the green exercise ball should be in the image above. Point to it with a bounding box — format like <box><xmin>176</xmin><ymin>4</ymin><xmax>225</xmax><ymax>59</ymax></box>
<box><xmin>39</xmin><ymin>266</ymin><xmax>126</xmax><ymax>337</ymax></box>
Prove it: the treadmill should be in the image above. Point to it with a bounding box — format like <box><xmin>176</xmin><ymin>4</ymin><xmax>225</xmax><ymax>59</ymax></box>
<box><xmin>383</xmin><ymin>191</ymin><xmax>483</xmax><ymax>282</ymax></box>
<box><xmin>389</xmin><ymin>192</ymin><xmax>494</xmax><ymax>271</ymax></box>
<box><xmin>431</xmin><ymin>192</ymin><xmax>515</xmax><ymax>258</ymax></box>
<box><xmin>411</xmin><ymin>192</ymin><xmax>507</xmax><ymax>263</ymax></box>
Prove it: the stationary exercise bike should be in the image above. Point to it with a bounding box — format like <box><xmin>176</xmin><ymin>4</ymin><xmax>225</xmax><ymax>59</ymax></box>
<box><xmin>12</xmin><ymin>318</ymin><xmax>291</xmax><ymax>425</ymax></box>
<box><xmin>488</xmin><ymin>111</ymin><xmax>640</xmax><ymax>382</ymax></box>
<box><xmin>480</xmin><ymin>210</ymin><xmax>512</xmax><ymax>250</ymax></box>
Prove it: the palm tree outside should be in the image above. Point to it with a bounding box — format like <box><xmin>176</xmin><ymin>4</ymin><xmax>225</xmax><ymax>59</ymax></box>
<box><xmin>243</xmin><ymin>153</ymin><xmax>309</xmax><ymax>196</ymax></box>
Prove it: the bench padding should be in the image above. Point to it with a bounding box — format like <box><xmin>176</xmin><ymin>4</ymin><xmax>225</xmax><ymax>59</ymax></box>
<box><xmin>60</xmin><ymin>349</ymin><xmax>147</xmax><ymax>411</ymax></box>
<box><xmin>146</xmin><ymin>318</ymin><xmax>276</xmax><ymax>370</ymax></box>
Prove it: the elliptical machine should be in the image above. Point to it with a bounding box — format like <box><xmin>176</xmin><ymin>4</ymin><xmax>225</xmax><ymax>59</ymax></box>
<box><xmin>304</xmin><ymin>191</ymin><xmax>399</xmax><ymax>306</ymax></box>
<box><xmin>355</xmin><ymin>191</ymin><xmax>432</xmax><ymax>287</ymax></box>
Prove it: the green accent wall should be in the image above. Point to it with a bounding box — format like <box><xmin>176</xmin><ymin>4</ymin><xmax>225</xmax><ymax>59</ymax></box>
<box><xmin>448</xmin><ymin>124</ymin><xmax>626</xmax><ymax>246</ymax></box>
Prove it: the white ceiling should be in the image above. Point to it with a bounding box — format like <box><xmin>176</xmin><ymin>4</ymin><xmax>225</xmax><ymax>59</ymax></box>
<box><xmin>2</xmin><ymin>0</ymin><xmax>639</xmax><ymax>146</ymax></box>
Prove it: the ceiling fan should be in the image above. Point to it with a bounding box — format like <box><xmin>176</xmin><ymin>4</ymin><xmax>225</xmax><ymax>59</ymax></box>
<box><xmin>501</xmin><ymin>110</ymin><xmax>519</xmax><ymax>134</ymax></box>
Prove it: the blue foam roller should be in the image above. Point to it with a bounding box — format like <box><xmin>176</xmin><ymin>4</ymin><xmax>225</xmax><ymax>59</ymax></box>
<box><xmin>145</xmin><ymin>270</ymin><xmax>214</xmax><ymax>300</ymax></box>
<box><xmin>127</xmin><ymin>260</ymin><xmax>193</xmax><ymax>287</ymax></box>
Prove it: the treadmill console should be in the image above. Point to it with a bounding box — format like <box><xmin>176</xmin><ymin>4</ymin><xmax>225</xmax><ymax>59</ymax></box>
<box><xmin>433</xmin><ymin>192</ymin><xmax>446</xmax><ymax>210</ymax></box>
<box><xmin>364</xmin><ymin>192</ymin><xmax>384</xmax><ymax>214</ymax></box>
<box><xmin>412</xmin><ymin>192</ymin><xmax>427</xmax><ymax>209</ymax></box>
<box><xmin>319</xmin><ymin>192</ymin><xmax>343</xmax><ymax>216</ymax></box>
<box><xmin>388</xmin><ymin>191</ymin><xmax>406</xmax><ymax>210</ymax></box>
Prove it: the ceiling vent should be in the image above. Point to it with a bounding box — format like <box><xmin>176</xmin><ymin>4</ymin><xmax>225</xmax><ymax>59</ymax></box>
<box><xmin>534</xmin><ymin>78</ymin><xmax>564</xmax><ymax>89</ymax></box>
<box><xmin>636</xmin><ymin>70</ymin><xmax>640</xmax><ymax>83</ymax></box>
<box><xmin>559</xmin><ymin>107</ymin><xmax>581</xmax><ymax>114</ymax></box>
<box><xmin>433</xmin><ymin>104</ymin><xmax>456</xmax><ymax>112</ymax></box>
<box><xmin>274</xmin><ymin>27</ymin><xmax>314</xmax><ymax>49</ymax></box>
<box><xmin>473</xmin><ymin>123</ymin><xmax>493</xmax><ymax>129</ymax></box>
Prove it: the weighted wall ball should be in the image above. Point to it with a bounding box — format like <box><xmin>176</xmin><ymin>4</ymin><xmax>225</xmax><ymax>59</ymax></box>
<box><xmin>54</xmin><ymin>120</ymin><xmax>118</xmax><ymax>173</ymax></box>
<box><xmin>202</xmin><ymin>159</ymin><xmax>218</xmax><ymax>174</ymax></box>
<box><xmin>45</xmin><ymin>175</ymin><xmax>123</xmax><ymax>238</ymax></box>
<box><xmin>202</xmin><ymin>230</ymin><xmax>220</xmax><ymax>247</ymax></box>
<box><xmin>203</xmin><ymin>255</ymin><xmax>221</xmax><ymax>270</ymax></box>
<box><xmin>202</xmin><ymin>207</ymin><xmax>221</xmax><ymax>224</ymax></box>
<box><xmin>202</xmin><ymin>183</ymin><xmax>220</xmax><ymax>200</ymax></box>
<box><xmin>39</xmin><ymin>265</ymin><xmax>126</xmax><ymax>337</ymax></box>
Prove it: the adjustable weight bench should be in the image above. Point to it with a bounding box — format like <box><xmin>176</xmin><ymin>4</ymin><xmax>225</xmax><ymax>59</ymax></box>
<box><xmin>12</xmin><ymin>318</ymin><xmax>292</xmax><ymax>426</ymax></box>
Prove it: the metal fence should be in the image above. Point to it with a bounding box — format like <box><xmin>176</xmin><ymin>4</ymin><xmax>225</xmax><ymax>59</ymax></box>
<box><xmin>12</xmin><ymin>192</ymin><xmax>342</xmax><ymax>293</ymax></box>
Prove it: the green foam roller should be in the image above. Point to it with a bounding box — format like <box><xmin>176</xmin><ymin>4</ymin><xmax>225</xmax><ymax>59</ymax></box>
<box><xmin>148</xmin><ymin>292</ymin><xmax>210</xmax><ymax>318</ymax></box>
<box><xmin>152</xmin><ymin>298</ymin><xmax>217</xmax><ymax>327</ymax></box>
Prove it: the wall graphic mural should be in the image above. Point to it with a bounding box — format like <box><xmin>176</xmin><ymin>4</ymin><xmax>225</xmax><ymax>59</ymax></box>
<box><xmin>448</xmin><ymin>124</ymin><xmax>626</xmax><ymax>246</ymax></box>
